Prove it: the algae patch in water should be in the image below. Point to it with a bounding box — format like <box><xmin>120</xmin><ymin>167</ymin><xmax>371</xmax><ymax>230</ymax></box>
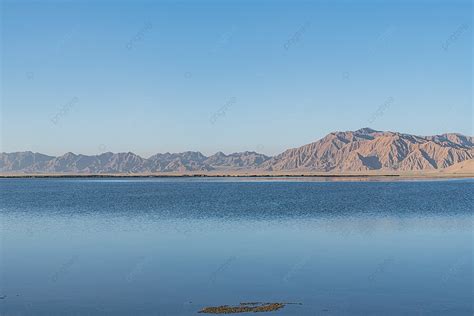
<box><xmin>198</xmin><ymin>302</ymin><xmax>300</xmax><ymax>314</ymax></box>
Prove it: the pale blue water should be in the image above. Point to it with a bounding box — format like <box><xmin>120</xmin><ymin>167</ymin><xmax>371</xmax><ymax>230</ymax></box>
<box><xmin>0</xmin><ymin>178</ymin><xmax>473</xmax><ymax>315</ymax></box>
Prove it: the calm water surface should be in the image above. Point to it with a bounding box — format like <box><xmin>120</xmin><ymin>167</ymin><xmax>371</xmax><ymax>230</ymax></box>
<box><xmin>0</xmin><ymin>178</ymin><xmax>473</xmax><ymax>315</ymax></box>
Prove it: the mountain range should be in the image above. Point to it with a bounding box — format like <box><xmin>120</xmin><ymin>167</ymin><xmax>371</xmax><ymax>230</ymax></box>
<box><xmin>1</xmin><ymin>128</ymin><xmax>473</xmax><ymax>174</ymax></box>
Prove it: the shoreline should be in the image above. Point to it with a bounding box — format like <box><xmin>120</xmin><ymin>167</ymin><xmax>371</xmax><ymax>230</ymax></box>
<box><xmin>1</xmin><ymin>172</ymin><xmax>472</xmax><ymax>179</ymax></box>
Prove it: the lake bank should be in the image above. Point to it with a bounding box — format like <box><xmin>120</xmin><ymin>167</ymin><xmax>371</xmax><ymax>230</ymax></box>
<box><xmin>1</xmin><ymin>170</ymin><xmax>473</xmax><ymax>180</ymax></box>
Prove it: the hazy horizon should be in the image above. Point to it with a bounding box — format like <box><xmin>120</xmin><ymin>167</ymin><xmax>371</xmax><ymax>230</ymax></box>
<box><xmin>1</xmin><ymin>0</ymin><xmax>472</xmax><ymax>157</ymax></box>
<box><xmin>1</xmin><ymin>126</ymin><xmax>472</xmax><ymax>158</ymax></box>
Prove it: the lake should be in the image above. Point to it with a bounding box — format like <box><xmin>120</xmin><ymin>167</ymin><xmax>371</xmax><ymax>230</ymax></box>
<box><xmin>0</xmin><ymin>178</ymin><xmax>472</xmax><ymax>315</ymax></box>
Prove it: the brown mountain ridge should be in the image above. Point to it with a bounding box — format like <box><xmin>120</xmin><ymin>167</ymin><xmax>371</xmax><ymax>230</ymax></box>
<box><xmin>1</xmin><ymin>128</ymin><xmax>473</xmax><ymax>174</ymax></box>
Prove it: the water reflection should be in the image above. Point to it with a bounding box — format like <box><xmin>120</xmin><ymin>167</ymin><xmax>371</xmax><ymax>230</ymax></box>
<box><xmin>0</xmin><ymin>179</ymin><xmax>472</xmax><ymax>315</ymax></box>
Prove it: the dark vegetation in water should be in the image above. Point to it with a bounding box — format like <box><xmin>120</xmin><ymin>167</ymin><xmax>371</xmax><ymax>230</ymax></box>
<box><xmin>198</xmin><ymin>302</ymin><xmax>301</xmax><ymax>314</ymax></box>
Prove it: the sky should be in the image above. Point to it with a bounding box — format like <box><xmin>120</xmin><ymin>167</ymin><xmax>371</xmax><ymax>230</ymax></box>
<box><xmin>1</xmin><ymin>0</ymin><xmax>472</xmax><ymax>157</ymax></box>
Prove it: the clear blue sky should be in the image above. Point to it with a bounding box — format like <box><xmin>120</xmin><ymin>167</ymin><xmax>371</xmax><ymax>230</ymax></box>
<box><xmin>1</xmin><ymin>0</ymin><xmax>472</xmax><ymax>157</ymax></box>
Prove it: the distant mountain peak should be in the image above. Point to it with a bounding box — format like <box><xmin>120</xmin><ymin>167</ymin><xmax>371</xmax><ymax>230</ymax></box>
<box><xmin>62</xmin><ymin>152</ymin><xmax>78</xmax><ymax>158</ymax></box>
<box><xmin>355</xmin><ymin>127</ymin><xmax>379</xmax><ymax>134</ymax></box>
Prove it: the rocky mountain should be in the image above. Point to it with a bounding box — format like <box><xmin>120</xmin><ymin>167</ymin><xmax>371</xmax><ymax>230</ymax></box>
<box><xmin>261</xmin><ymin>128</ymin><xmax>473</xmax><ymax>172</ymax></box>
<box><xmin>0</xmin><ymin>152</ymin><xmax>54</xmax><ymax>171</ymax></box>
<box><xmin>146</xmin><ymin>151</ymin><xmax>211</xmax><ymax>172</ymax></box>
<box><xmin>0</xmin><ymin>150</ymin><xmax>270</xmax><ymax>174</ymax></box>
<box><xmin>1</xmin><ymin>128</ymin><xmax>472</xmax><ymax>174</ymax></box>
<box><xmin>204</xmin><ymin>151</ymin><xmax>270</xmax><ymax>169</ymax></box>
